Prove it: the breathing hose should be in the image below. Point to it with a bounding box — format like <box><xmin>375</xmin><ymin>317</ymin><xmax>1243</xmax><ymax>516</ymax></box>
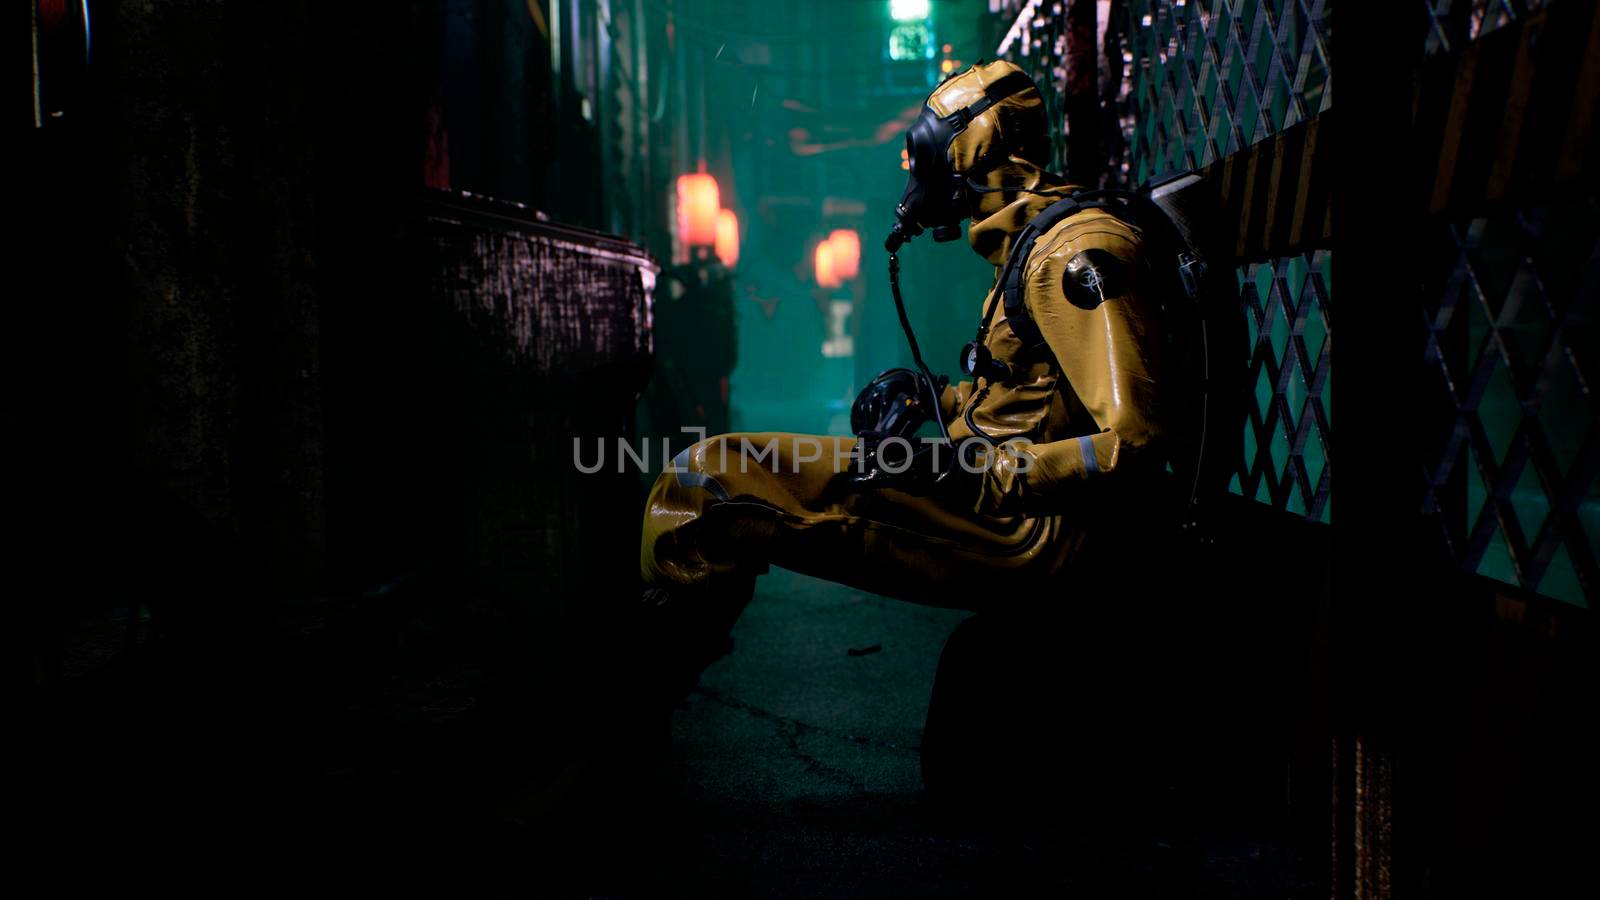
<box><xmin>887</xmin><ymin>252</ymin><xmax>952</xmax><ymax>446</ymax></box>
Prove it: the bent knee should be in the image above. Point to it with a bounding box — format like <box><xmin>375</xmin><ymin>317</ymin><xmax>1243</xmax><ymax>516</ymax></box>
<box><xmin>651</xmin><ymin>434</ymin><xmax>746</xmax><ymax>504</ymax></box>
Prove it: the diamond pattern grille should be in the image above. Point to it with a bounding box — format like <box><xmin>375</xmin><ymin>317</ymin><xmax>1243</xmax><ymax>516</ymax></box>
<box><xmin>1421</xmin><ymin>199</ymin><xmax>1598</xmax><ymax>608</ymax></box>
<box><xmin>1126</xmin><ymin>0</ymin><xmax>1331</xmax><ymax>186</ymax></box>
<box><xmin>1123</xmin><ymin>1</ymin><xmax>1334</xmax><ymax>522</ymax></box>
<box><xmin>1236</xmin><ymin>250</ymin><xmax>1332</xmax><ymax>522</ymax></box>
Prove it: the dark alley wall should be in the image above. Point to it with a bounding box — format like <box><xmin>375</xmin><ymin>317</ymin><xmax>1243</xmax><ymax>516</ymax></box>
<box><xmin>18</xmin><ymin>0</ymin><xmax>653</xmax><ymax>682</ymax></box>
<box><xmin>19</xmin><ymin>3</ymin><xmax>659</xmax><ymax>866</ymax></box>
<box><xmin>21</xmin><ymin>1</ymin><xmax>431</xmax><ymax>602</ymax></box>
<box><xmin>24</xmin><ymin>1</ymin><xmax>370</xmax><ymax>634</ymax></box>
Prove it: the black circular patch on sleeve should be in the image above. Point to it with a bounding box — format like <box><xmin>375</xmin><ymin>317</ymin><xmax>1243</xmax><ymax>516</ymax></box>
<box><xmin>1062</xmin><ymin>248</ymin><xmax>1127</xmax><ymax>310</ymax></box>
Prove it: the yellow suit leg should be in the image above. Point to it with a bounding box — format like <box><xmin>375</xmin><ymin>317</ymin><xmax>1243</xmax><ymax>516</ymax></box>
<box><xmin>641</xmin><ymin>433</ymin><xmax>1091</xmax><ymax>610</ymax></box>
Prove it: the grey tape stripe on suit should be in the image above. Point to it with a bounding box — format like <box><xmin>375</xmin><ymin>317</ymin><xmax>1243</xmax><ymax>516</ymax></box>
<box><xmin>1078</xmin><ymin>435</ymin><xmax>1100</xmax><ymax>475</ymax></box>
<box><xmin>673</xmin><ymin>447</ymin><xmax>731</xmax><ymax>501</ymax></box>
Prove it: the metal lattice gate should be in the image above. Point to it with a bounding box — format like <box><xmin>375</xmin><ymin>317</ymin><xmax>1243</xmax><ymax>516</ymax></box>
<box><xmin>1415</xmin><ymin>0</ymin><xmax>1598</xmax><ymax>608</ymax></box>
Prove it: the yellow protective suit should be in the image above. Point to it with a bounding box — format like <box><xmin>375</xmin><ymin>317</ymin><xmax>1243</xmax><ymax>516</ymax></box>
<box><xmin>639</xmin><ymin>62</ymin><xmax>1172</xmax><ymax>609</ymax></box>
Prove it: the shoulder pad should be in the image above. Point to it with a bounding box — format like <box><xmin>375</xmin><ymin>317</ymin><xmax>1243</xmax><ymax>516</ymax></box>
<box><xmin>1034</xmin><ymin>208</ymin><xmax>1142</xmax><ymax>255</ymax></box>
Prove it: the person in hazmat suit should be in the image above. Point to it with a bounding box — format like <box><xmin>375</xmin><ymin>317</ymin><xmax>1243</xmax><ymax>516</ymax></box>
<box><xmin>634</xmin><ymin>60</ymin><xmax>1184</xmax><ymax>703</ymax></box>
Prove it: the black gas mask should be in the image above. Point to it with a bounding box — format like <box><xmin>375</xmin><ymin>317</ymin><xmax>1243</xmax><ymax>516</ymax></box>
<box><xmin>884</xmin><ymin>70</ymin><xmax>1036</xmax><ymax>253</ymax></box>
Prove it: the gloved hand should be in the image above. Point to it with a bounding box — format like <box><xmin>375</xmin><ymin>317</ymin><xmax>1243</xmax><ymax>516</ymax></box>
<box><xmin>851</xmin><ymin>368</ymin><xmax>947</xmax><ymax>442</ymax></box>
<box><xmin>845</xmin><ymin>434</ymin><xmax>984</xmax><ymax>507</ymax></box>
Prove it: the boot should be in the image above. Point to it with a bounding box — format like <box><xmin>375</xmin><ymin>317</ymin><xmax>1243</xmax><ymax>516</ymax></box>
<box><xmin>629</xmin><ymin>573</ymin><xmax>758</xmax><ymax>724</ymax></box>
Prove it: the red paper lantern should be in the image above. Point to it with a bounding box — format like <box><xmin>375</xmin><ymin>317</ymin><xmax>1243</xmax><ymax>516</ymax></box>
<box><xmin>714</xmin><ymin>209</ymin><xmax>740</xmax><ymax>268</ymax></box>
<box><xmin>827</xmin><ymin>229</ymin><xmax>861</xmax><ymax>281</ymax></box>
<box><xmin>676</xmin><ymin>174</ymin><xmax>721</xmax><ymax>247</ymax></box>
<box><xmin>814</xmin><ymin>240</ymin><xmax>840</xmax><ymax>289</ymax></box>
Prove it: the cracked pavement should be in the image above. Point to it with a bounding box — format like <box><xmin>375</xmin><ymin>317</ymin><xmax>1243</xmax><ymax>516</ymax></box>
<box><xmin>669</xmin><ymin>567</ymin><xmax>964</xmax><ymax>810</ymax></box>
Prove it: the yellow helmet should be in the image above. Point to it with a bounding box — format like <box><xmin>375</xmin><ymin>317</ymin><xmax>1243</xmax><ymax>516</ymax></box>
<box><xmin>887</xmin><ymin>61</ymin><xmax>1051</xmax><ymax>251</ymax></box>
